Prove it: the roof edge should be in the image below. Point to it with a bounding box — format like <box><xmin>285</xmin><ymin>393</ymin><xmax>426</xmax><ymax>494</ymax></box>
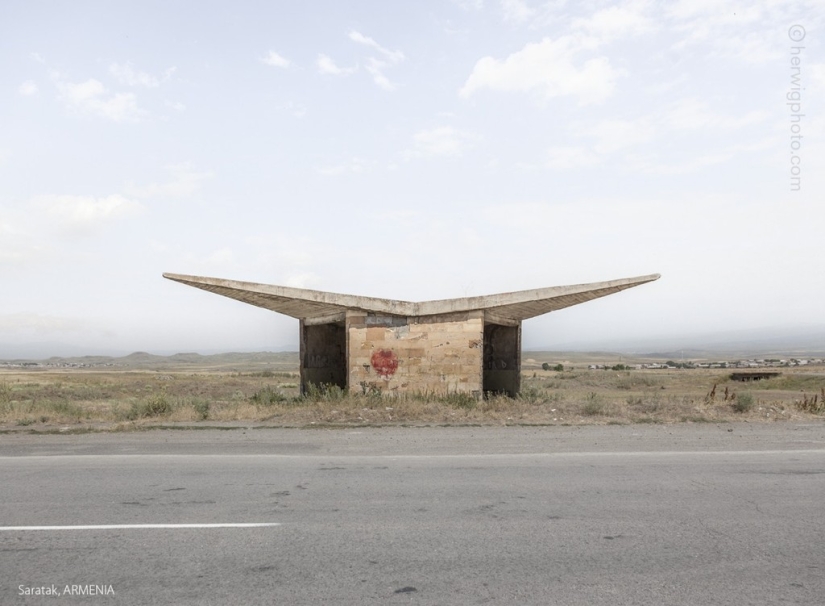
<box><xmin>163</xmin><ymin>272</ymin><xmax>660</xmax><ymax>320</ymax></box>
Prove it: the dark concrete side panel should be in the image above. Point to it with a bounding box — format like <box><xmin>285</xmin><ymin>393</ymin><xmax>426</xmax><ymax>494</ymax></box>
<box><xmin>300</xmin><ymin>322</ymin><xmax>347</xmax><ymax>392</ymax></box>
<box><xmin>483</xmin><ymin>323</ymin><xmax>521</xmax><ymax>397</ymax></box>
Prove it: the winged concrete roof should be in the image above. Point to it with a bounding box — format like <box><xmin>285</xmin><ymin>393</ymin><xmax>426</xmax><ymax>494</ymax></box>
<box><xmin>163</xmin><ymin>272</ymin><xmax>660</xmax><ymax>324</ymax></box>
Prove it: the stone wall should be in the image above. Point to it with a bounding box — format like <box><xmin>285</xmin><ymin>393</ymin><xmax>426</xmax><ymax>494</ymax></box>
<box><xmin>346</xmin><ymin>311</ymin><xmax>483</xmax><ymax>396</ymax></box>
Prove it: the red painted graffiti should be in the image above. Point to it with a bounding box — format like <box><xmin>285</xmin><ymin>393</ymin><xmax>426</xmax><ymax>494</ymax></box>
<box><xmin>370</xmin><ymin>349</ymin><xmax>398</xmax><ymax>379</ymax></box>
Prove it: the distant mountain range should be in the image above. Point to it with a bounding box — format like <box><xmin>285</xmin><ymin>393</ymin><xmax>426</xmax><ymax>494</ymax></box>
<box><xmin>2</xmin><ymin>325</ymin><xmax>824</xmax><ymax>362</ymax></box>
<box><xmin>543</xmin><ymin>325</ymin><xmax>825</xmax><ymax>358</ymax></box>
<box><xmin>0</xmin><ymin>342</ymin><xmax>294</xmax><ymax>361</ymax></box>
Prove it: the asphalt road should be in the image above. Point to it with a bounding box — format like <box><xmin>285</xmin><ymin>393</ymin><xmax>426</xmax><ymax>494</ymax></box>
<box><xmin>1</xmin><ymin>424</ymin><xmax>824</xmax><ymax>605</ymax></box>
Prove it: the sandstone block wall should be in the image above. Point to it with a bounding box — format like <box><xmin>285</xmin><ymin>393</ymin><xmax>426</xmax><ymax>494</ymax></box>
<box><xmin>346</xmin><ymin>311</ymin><xmax>483</xmax><ymax>395</ymax></box>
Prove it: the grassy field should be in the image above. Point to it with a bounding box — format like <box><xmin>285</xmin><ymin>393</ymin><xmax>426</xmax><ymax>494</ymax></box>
<box><xmin>1</xmin><ymin>353</ymin><xmax>824</xmax><ymax>431</ymax></box>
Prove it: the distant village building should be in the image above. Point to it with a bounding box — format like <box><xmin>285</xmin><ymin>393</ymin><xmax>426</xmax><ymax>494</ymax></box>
<box><xmin>164</xmin><ymin>273</ymin><xmax>660</xmax><ymax>396</ymax></box>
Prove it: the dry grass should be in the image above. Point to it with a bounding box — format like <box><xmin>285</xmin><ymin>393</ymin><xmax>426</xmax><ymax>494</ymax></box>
<box><xmin>1</xmin><ymin>365</ymin><xmax>824</xmax><ymax>431</ymax></box>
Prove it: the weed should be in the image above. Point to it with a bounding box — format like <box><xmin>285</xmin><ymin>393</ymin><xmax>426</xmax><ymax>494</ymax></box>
<box><xmin>0</xmin><ymin>382</ymin><xmax>11</xmax><ymax>403</ymax></box>
<box><xmin>250</xmin><ymin>386</ymin><xmax>288</xmax><ymax>405</ymax></box>
<box><xmin>755</xmin><ymin>375</ymin><xmax>822</xmax><ymax>391</ymax></box>
<box><xmin>192</xmin><ymin>399</ymin><xmax>210</xmax><ymax>420</ymax></box>
<box><xmin>582</xmin><ymin>392</ymin><xmax>606</xmax><ymax>416</ymax></box>
<box><xmin>518</xmin><ymin>386</ymin><xmax>544</xmax><ymax>402</ymax></box>
<box><xmin>796</xmin><ymin>392</ymin><xmax>825</xmax><ymax>414</ymax></box>
<box><xmin>557</xmin><ymin>372</ymin><xmax>579</xmax><ymax>380</ymax></box>
<box><xmin>303</xmin><ymin>383</ymin><xmax>347</xmax><ymax>402</ymax></box>
<box><xmin>440</xmin><ymin>392</ymin><xmax>478</xmax><ymax>410</ymax></box>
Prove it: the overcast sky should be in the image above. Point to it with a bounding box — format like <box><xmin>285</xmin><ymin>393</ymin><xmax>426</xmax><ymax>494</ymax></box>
<box><xmin>1</xmin><ymin>0</ymin><xmax>823</xmax><ymax>356</ymax></box>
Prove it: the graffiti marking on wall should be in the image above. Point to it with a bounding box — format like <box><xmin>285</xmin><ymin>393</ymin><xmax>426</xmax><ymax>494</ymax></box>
<box><xmin>371</xmin><ymin>349</ymin><xmax>399</xmax><ymax>379</ymax></box>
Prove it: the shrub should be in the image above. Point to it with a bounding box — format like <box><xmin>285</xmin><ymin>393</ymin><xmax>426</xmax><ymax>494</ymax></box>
<box><xmin>732</xmin><ymin>392</ymin><xmax>754</xmax><ymax>413</ymax></box>
<box><xmin>541</xmin><ymin>363</ymin><xmax>550</xmax><ymax>371</ymax></box>
<box><xmin>125</xmin><ymin>394</ymin><xmax>172</xmax><ymax>420</ymax></box>
<box><xmin>143</xmin><ymin>394</ymin><xmax>171</xmax><ymax>416</ymax></box>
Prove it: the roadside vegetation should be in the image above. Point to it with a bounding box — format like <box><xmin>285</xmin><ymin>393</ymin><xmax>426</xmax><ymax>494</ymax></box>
<box><xmin>1</xmin><ymin>363</ymin><xmax>824</xmax><ymax>431</ymax></box>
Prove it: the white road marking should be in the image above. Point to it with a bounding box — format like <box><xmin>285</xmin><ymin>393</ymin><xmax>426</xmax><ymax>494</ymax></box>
<box><xmin>0</xmin><ymin>523</ymin><xmax>281</xmax><ymax>531</ymax></box>
<box><xmin>1</xmin><ymin>449</ymin><xmax>824</xmax><ymax>461</ymax></box>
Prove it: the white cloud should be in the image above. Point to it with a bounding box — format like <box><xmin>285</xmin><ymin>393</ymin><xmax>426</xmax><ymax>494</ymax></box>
<box><xmin>125</xmin><ymin>163</ymin><xmax>212</xmax><ymax>199</ymax></box>
<box><xmin>810</xmin><ymin>63</ymin><xmax>825</xmax><ymax>91</ymax></box>
<box><xmin>261</xmin><ymin>51</ymin><xmax>292</xmax><ymax>68</ymax></box>
<box><xmin>452</xmin><ymin>0</ymin><xmax>483</xmax><ymax>9</ymax></box>
<box><xmin>18</xmin><ymin>80</ymin><xmax>38</xmax><ymax>95</ymax></box>
<box><xmin>365</xmin><ymin>58</ymin><xmax>396</xmax><ymax>91</ymax></box>
<box><xmin>317</xmin><ymin>54</ymin><xmax>356</xmax><ymax>76</ymax></box>
<box><xmin>246</xmin><ymin>234</ymin><xmax>317</xmax><ymax>268</ymax></box>
<box><xmin>462</xmin><ymin>2</ymin><xmax>658</xmax><ymax>104</ymax></box>
<box><xmin>349</xmin><ymin>31</ymin><xmax>404</xmax><ymax>63</ymax></box>
<box><xmin>581</xmin><ymin>118</ymin><xmax>656</xmax><ymax>154</ymax></box>
<box><xmin>663</xmin><ymin>98</ymin><xmax>768</xmax><ymax>130</ymax></box>
<box><xmin>349</xmin><ymin>30</ymin><xmax>404</xmax><ymax>91</ymax></box>
<box><xmin>545</xmin><ymin>146</ymin><xmax>601</xmax><ymax>169</ymax></box>
<box><xmin>407</xmin><ymin>126</ymin><xmax>477</xmax><ymax>158</ymax></box>
<box><xmin>627</xmin><ymin>151</ymin><xmax>736</xmax><ymax>174</ymax></box>
<box><xmin>276</xmin><ymin>101</ymin><xmax>306</xmax><ymax>118</ymax></box>
<box><xmin>207</xmin><ymin>247</ymin><xmax>234</xmax><ymax>266</ymax></box>
<box><xmin>109</xmin><ymin>63</ymin><xmax>175</xmax><ymax>87</ymax></box>
<box><xmin>0</xmin><ymin>204</ymin><xmax>55</xmax><ymax>265</ymax></box>
<box><xmin>626</xmin><ymin>140</ymin><xmax>773</xmax><ymax>174</ymax></box>
<box><xmin>31</xmin><ymin>52</ymin><xmax>45</xmax><ymax>64</ymax></box>
<box><xmin>56</xmin><ymin>77</ymin><xmax>145</xmax><ymax>122</ymax></box>
<box><xmin>460</xmin><ymin>36</ymin><xmax>624</xmax><ymax>105</ymax></box>
<box><xmin>165</xmin><ymin>100</ymin><xmax>186</xmax><ymax>112</ymax></box>
<box><xmin>284</xmin><ymin>272</ymin><xmax>321</xmax><ymax>288</ymax></box>
<box><xmin>502</xmin><ymin>0</ymin><xmax>535</xmax><ymax>23</ymax></box>
<box><xmin>317</xmin><ymin>158</ymin><xmax>372</xmax><ymax>175</ymax></box>
<box><xmin>571</xmin><ymin>3</ymin><xmax>654</xmax><ymax>41</ymax></box>
<box><xmin>34</xmin><ymin>194</ymin><xmax>144</xmax><ymax>233</ymax></box>
<box><xmin>543</xmin><ymin>100</ymin><xmax>770</xmax><ymax>172</ymax></box>
<box><xmin>0</xmin><ymin>313</ymin><xmax>88</xmax><ymax>334</ymax></box>
<box><xmin>644</xmin><ymin>74</ymin><xmax>688</xmax><ymax>95</ymax></box>
<box><xmin>664</xmin><ymin>0</ymin><xmax>819</xmax><ymax>65</ymax></box>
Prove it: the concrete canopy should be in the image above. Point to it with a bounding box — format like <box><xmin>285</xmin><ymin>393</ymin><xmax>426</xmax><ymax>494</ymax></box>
<box><xmin>164</xmin><ymin>272</ymin><xmax>660</xmax><ymax>397</ymax></box>
<box><xmin>162</xmin><ymin>273</ymin><xmax>661</xmax><ymax>325</ymax></box>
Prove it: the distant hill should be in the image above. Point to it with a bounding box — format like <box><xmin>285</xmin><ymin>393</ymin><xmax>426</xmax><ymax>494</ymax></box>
<box><xmin>0</xmin><ymin>351</ymin><xmax>299</xmax><ymax>373</ymax></box>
